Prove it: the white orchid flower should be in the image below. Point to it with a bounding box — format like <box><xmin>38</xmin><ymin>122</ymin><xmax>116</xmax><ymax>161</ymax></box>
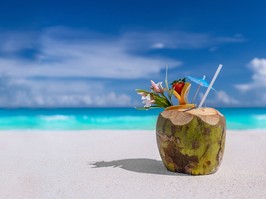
<box><xmin>141</xmin><ymin>94</ymin><xmax>155</xmax><ymax>108</ymax></box>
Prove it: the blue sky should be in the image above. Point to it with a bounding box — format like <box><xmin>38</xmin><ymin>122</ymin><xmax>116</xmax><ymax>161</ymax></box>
<box><xmin>0</xmin><ymin>0</ymin><xmax>266</xmax><ymax>107</ymax></box>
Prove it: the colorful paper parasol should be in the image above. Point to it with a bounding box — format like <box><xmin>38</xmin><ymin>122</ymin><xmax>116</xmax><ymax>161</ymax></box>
<box><xmin>186</xmin><ymin>75</ymin><xmax>215</xmax><ymax>90</ymax></box>
<box><xmin>186</xmin><ymin>75</ymin><xmax>215</xmax><ymax>103</ymax></box>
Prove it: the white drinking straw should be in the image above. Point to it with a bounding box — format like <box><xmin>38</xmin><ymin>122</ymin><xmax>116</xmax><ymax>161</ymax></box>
<box><xmin>198</xmin><ymin>64</ymin><xmax>223</xmax><ymax>108</ymax></box>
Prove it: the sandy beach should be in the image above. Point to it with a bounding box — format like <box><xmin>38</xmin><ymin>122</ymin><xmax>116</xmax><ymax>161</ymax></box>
<box><xmin>0</xmin><ymin>130</ymin><xmax>266</xmax><ymax>199</ymax></box>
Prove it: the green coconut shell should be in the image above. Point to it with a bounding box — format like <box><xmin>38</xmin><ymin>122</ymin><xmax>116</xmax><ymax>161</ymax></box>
<box><xmin>156</xmin><ymin>108</ymin><xmax>226</xmax><ymax>175</ymax></box>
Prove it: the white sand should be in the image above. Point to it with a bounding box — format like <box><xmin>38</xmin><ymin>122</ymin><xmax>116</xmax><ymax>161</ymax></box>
<box><xmin>0</xmin><ymin>130</ymin><xmax>266</xmax><ymax>199</ymax></box>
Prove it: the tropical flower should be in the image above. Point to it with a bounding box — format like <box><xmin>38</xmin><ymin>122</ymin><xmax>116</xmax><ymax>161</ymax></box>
<box><xmin>135</xmin><ymin>67</ymin><xmax>196</xmax><ymax>110</ymax></box>
<box><xmin>150</xmin><ymin>80</ymin><xmax>164</xmax><ymax>93</ymax></box>
<box><xmin>141</xmin><ymin>94</ymin><xmax>155</xmax><ymax>108</ymax></box>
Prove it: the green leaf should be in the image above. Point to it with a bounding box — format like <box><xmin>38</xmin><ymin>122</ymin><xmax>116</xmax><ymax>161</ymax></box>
<box><xmin>135</xmin><ymin>89</ymin><xmax>150</xmax><ymax>93</ymax></box>
<box><xmin>152</xmin><ymin>94</ymin><xmax>170</xmax><ymax>108</ymax></box>
<box><xmin>161</xmin><ymin>92</ymin><xmax>172</xmax><ymax>106</ymax></box>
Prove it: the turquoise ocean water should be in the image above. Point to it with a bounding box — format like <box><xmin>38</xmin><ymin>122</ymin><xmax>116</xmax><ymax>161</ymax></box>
<box><xmin>0</xmin><ymin>108</ymin><xmax>265</xmax><ymax>130</ymax></box>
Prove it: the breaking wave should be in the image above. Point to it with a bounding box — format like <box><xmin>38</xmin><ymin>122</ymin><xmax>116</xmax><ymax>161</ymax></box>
<box><xmin>0</xmin><ymin>108</ymin><xmax>265</xmax><ymax>130</ymax></box>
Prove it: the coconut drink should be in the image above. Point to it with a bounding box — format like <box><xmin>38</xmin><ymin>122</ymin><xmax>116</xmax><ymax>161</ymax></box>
<box><xmin>136</xmin><ymin>65</ymin><xmax>225</xmax><ymax>175</ymax></box>
<box><xmin>156</xmin><ymin>107</ymin><xmax>226</xmax><ymax>175</ymax></box>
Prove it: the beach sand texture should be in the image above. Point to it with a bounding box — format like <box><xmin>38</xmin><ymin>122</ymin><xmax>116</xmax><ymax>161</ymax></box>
<box><xmin>0</xmin><ymin>130</ymin><xmax>266</xmax><ymax>199</ymax></box>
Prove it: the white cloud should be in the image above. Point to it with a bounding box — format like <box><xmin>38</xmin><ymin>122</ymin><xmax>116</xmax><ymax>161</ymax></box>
<box><xmin>215</xmin><ymin>91</ymin><xmax>239</xmax><ymax>105</ymax></box>
<box><xmin>0</xmin><ymin>28</ymin><xmax>181</xmax><ymax>79</ymax></box>
<box><xmin>198</xmin><ymin>90</ymin><xmax>239</xmax><ymax>106</ymax></box>
<box><xmin>0</xmin><ymin>77</ymin><xmax>131</xmax><ymax>107</ymax></box>
<box><xmin>0</xmin><ymin>31</ymin><xmax>38</xmax><ymax>53</ymax></box>
<box><xmin>233</xmin><ymin>58</ymin><xmax>266</xmax><ymax>105</ymax></box>
<box><xmin>122</xmin><ymin>31</ymin><xmax>245</xmax><ymax>50</ymax></box>
<box><xmin>235</xmin><ymin>58</ymin><xmax>266</xmax><ymax>92</ymax></box>
<box><xmin>151</xmin><ymin>43</ymin><xmax>165</xmax><ymax>49</ymax></box>
<box><xmin>28</xmin><ymin>92</ymin><xmax>131</xmax><ymax>107</ymax></box>
<box><xmin>0</xmin><ymin>28</ymin><xmax>245</xmax><ymax>79</ymax></box>
<box><xmin>0</xmin><ymin>27</ymin><xmax>246</xmax><ymax>107</ymax></box>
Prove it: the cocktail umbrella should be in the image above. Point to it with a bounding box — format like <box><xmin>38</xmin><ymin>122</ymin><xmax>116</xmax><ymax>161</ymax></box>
<box><xmin>186</xmin><ymin>75</ymin><xmax>215</xmax><ymax>103</ymax></box>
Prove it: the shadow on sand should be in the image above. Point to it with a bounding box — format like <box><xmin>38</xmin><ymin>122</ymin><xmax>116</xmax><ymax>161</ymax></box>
<box><xmin>90</xmin><ymin>158</ymin><xmax>187</xmax><ymax>176</ymax></box>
